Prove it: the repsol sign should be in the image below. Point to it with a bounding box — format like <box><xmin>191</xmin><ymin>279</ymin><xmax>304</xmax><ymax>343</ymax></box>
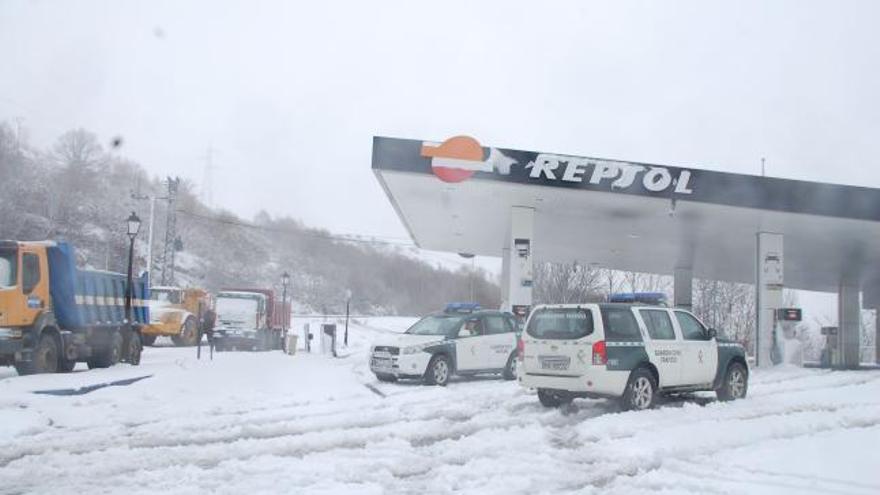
<box><xmin>418</xmin><ymin>136</ymin><xmax>694</xmax><ymax>195</ymax></box>
<box><xmin>526</xmin><ymin>154</ymin><xmax>694</xmax><ymax>194</ymax></box>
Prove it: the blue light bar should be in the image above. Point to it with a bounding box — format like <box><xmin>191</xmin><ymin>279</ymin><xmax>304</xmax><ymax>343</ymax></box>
<box><xmin>609</xmin><ymin>292</ymin><xmax>668</xmax><ymax>305</ymax></box>
<box><xmin>444</xmin><ymin>302</ymin><xmax>481</xmax><ymax>313</ymax></box>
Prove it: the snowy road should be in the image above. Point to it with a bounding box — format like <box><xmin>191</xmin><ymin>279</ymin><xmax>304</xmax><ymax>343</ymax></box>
<box><xmin>1</xmin><ymin>317</ymin><xmax>879</xmax><ymax>495</ymax></box>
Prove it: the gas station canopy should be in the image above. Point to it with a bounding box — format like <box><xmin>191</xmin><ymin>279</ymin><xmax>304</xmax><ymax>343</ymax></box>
<box><xmin>373</xmin><ymin>136</ymin><xmax>880</xmax><ymax>293</ymax></box>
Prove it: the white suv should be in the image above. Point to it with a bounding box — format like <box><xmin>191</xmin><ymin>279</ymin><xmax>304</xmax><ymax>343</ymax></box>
<box><xmin>518</xmin><ymin>303</ymin><xmax>749</xmax><ymax>410</ymax></box>
<box><xmin>370</xmin><ymin>309</ymin><xmax>520</xmax><ymax>386</ymax></box>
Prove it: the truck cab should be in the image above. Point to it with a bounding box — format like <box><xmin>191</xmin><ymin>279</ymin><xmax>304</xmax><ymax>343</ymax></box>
<box><xmin>0</xmin><ymin>241</ymin><xmax>52</xmax><ymax>369</ymax></box>
<box><xmin>213</xmin><ymin>291</ymin><xmax>272</xmax><ymax>351</ymax></box>
<box><xmin>143</xmin><ymin>286</ymin><xmax>210</xmax><ymax>346</ymax></box>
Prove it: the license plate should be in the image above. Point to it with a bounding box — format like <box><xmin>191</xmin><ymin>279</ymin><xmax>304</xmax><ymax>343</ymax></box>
<box><xmin>539</xmin><ymin>356</ymin><xmax>571</xmax><ymax>371</ymax></box>
<box><xmin>371</xmin><ymin>357</ymin><xmax>392</xmax><ymax>370</ymax></box>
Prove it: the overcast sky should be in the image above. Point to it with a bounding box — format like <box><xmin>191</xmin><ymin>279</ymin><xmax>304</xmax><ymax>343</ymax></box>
<box><xmin>3</xmin><ymin>0</ymin><xmax>879</xmax><ymax>316</ymax></box>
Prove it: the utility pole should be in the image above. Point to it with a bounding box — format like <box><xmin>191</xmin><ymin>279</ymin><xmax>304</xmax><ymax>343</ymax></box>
<box><xmin>160</xmin><ymin>177</ymin><xmax>180</xmax><ymax>286</ymax></box>
<box><xmin>131</xmin><ymin>191</ymin><xmax>166</xmax><ymax>284</ymax></box>
<box><xmin>132</xmin><ymin>175</ymin><xmax>171</xmax><ymax>284</ymax></box>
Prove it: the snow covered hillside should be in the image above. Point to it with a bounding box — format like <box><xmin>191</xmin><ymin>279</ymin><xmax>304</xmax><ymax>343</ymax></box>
<box><xmin>1</xmin><ymin>317</ymin><xmax>878</xmax><ymax>495</ymax></box>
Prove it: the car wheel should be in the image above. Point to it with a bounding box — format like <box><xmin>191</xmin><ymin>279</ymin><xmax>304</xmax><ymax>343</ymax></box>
<box><xmin>537</xmin><ymin>389</ymin><xmax>572</xmax><ymax>408</ymax></box>
<box><xmin>376</xmin><ymin>373</ymin><xmax>397</xmax><ymax>383</ymax></box>
<box><xmin>502</xmin><ymin>353</ymin><xmax>518</xmax><ymax>380</ymax></box>
<box><xmin>424</xmin><ymin>355</ymin><xmax>451</xmax><ymax>386</ymax></box>
<box><xmin>127</xmin><ymin>332</ymin><xmax>143</xmax><ymax>366</ymax></box>
<box><xmin>141</xmin><ymin>334</ymin><xmax>157</xmax><ymax>346</ymax></box>
<box><xmin>622</xmin><ymin>368</ymin><xmax>657</xmax><ymax>411</ymax></box>
<box><xmin>716</xmin><ymin>362</ymin><xmax>748</xmax><ymax>401</ymax></box>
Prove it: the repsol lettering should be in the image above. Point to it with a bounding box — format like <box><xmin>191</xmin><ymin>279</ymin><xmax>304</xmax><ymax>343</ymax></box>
<box><xmin>526</xmin><ymin>154</ymin><xmax>694</xmax><ymax>194</ymax></box>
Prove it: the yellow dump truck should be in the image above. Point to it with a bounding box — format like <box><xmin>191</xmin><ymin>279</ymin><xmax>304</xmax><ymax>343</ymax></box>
<box><xmin>0</xmin><ymin>240</ymin><xmax>148</xmax><ymax>374</ymax></box>
<box><xmin>142</xmin><ymin>286</ymin><xmax>211</xmax><ymax>346</ymax></box>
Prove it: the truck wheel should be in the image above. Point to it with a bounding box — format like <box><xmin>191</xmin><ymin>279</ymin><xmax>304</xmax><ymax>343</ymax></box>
<box><xmin>621</xmin><ymin>368</ymin><xmax>657</xmax><ymax>411</ymax></box>
<box><xmin>127</xmin><ymin>333</ymin><xmax>143</xmax><ymax>366</ymax></box>
<box><xmin>537</xmin><ymin>389</ymin><xmax>572</xmax><ymax>408</ymax></box>
<box><xmin>141</xmin><ymin>335</ymin><xmax>157</xmax><ymax>346</ymax></box>
<box><xmin>88</xmin><ymin>332</ymin><xmax>122</xmax><ymax>369</ymax></box>
<box><xmin>58</xmin><ymin>356</ymin><xmax>77</xmax><ymax>373</ymax></box>
<box><xmin>716</xmin><ymin>362</ymin><xmax>748</xmax><ymax>401</ymax></box>
<box><xmin>172</xmin><ymin>318</ymin><xmax>198</xmax><ymax>347</ymax></box>
<box><xmin>16</xmin><ymin>333</ymin><xmax>60</xmax><ymax>375</ymax></box>
<box><xmin>502</xmin><ymin>353</ymin><xmax>518</xmax><ymax>380</ymax></box>
<box><xmin>424</xmin><ymin>355</ymin><xmax>451</xmax><ymax>386</ymax></box>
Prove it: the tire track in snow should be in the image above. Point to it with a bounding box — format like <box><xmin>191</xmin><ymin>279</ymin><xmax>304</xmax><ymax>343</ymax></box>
<box><xmin>561</xmin><ymin>415</ymin><xmax>880</xmax><ymax>493</ymax></box>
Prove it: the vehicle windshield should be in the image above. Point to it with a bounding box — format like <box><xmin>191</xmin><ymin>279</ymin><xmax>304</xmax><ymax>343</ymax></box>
<box><xmin>526</xmin><ymin>308</ymin><xmax>594</xmax><ymax>339</ymax></box>
<box><xmin>216</xmin><ymin>296</ymin><xmax>259</xmax><ymax>326</ymax></box>
<box><xmin>0</xmin><ymin>249</ymin><xmax>16</xmax><ymax>289</ymax></box>
<box><xmin>405</xmin><ymin>314</ymin><xmax>465</xmax><ymax>336</ymax></box>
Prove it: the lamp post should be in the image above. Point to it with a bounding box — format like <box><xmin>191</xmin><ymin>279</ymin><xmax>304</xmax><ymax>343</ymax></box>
<box><xmin>124</xmin><ymin>211</ymin><xmax>141</xmax><ymax>364</ymax></box>
<box><xmin>344</xmin><ymin>289</ymin><xmax>352</xmax><ymax>347</ymax></box>
<box><xmin>125</xmin><ymin>211</ymin><xmax>142</xmax><ymax>326</ymax></box>
<box><xmin>281</xmin><ymin>271</ymin><xmax>290</xmax><ymax>349</ymax></box>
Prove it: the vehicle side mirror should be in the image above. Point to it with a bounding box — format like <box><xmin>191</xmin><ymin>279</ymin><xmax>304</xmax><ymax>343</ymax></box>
<box><xmin>707</xmin><ymin>328</ymin><xmax>717</xmax><ymax>340</ymax></box>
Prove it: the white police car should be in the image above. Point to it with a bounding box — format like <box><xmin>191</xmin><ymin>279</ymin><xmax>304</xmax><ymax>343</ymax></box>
<box><xmin>518</xmin><ymin>295</ymin><xmax>749</xmax><ymax>410</ymax></box>
<box><xmin>370</xmin><ymin>304</ymin><xmax>520</xmax><ymax>386</ymax></box>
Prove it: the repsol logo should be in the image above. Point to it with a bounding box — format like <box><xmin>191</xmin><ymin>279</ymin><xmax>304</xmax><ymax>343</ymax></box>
<box><xmin>526</xmin><ymin>154</ymin><xmax>694</xmax><ymax>194</ymax></box>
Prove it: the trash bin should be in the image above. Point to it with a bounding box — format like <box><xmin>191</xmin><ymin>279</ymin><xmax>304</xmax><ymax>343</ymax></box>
<box><xmin>285</xmin><ymin>334</ymin><xmax>298</xmax><ymax>355</ymax></box>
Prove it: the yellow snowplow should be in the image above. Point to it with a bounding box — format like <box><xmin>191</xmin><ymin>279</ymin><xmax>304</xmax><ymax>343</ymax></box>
<box><xmin>142</xmin><ymin>287</ymin><xmax>211</xmax><ymax>346</ymax></box>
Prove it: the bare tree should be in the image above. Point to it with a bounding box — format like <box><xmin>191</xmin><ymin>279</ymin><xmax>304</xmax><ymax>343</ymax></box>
<box><xmin>533</xmin><ymin>260</ymin><xmax>604</xmax><ymax>304</ymax></box>
<box><xmin>53</xmin><ymin>128</ymin><xmax>104</xmax><ymax>169</ymax></box>
<box><xmin>692</xmin><ymin>279</ymin><xmax>756</xmax><ymax>354</ymax></box>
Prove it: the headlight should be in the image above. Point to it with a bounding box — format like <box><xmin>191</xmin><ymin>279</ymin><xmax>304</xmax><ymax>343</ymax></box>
<box><xmin>401</xmin><ymin>343</ymin><xmax>430</xmax><ymax>354</ymax></box>
<box><xmin>0</xmin><ymin>328</ymin><xmax>23</xmax><ymax>339</ymax></box>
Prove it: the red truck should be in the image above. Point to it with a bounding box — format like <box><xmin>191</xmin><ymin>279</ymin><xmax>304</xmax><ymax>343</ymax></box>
<box><xmin>212</xmin><ymin>288</ymin><xmax>291</xmax><ymax>351</ymax></box>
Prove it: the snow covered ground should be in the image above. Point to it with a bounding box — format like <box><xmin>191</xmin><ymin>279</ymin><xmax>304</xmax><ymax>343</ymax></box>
<box><xmin>1</xmin><ymin>317</ymin><xmax>879</xmax><ymax>495</ymax></box>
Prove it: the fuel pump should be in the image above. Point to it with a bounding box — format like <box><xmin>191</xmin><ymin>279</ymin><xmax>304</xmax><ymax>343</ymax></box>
<box><xmin>770</xmin><ymin>311</ymin><xmax>784</xmax><ymax>365</ymax></box>
<box><xmin>820</xmin><ymin>326</ymin><xmax>838</xmax><ymax>368</ymax></box>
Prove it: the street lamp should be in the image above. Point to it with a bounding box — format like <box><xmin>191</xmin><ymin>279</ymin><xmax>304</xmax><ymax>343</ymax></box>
<box><xmin>344</xmin><ymin>289</ymin><xmax>352</xmax><ymax>347</ymax></box>
<box><xmin>127</xmin><ymin>211</ymin><xmax>142</xmax><ymax>239</ymax></box>
<box><xmin>124</xmin><ymin>211</ymin><xmax>141</xmax><ymax>363</ymax></box>
<box><xmin>281</xmin><ymin>271</ymin><xmax>290</xmax><ymax>348</ymax></box>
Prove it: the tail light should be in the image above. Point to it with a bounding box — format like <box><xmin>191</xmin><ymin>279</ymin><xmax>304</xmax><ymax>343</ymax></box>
<box><xmin>592</xmin><ymin>340</ymin><xmax>607</xmax><ymax>366</ymax></box>
<box><xmin>517</xmin><ymin>337</ymin><xmax>525</xmax><ymax>360</ymax></box>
